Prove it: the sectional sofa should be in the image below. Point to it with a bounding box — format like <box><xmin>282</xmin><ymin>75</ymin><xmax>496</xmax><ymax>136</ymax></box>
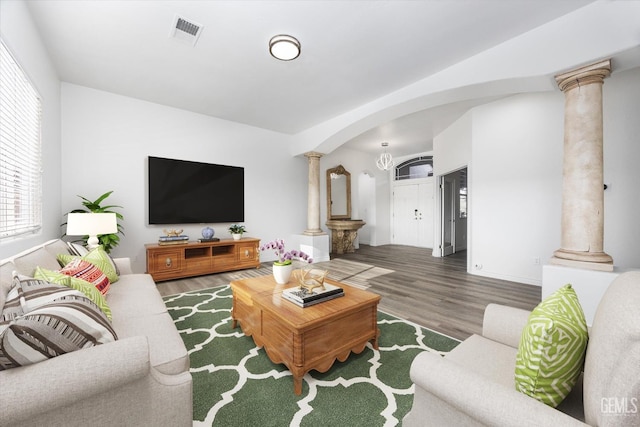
<box><xmin>0</xmin><ymin>239</ymin><xmax>192</xmax><ymax>426</ymax></box>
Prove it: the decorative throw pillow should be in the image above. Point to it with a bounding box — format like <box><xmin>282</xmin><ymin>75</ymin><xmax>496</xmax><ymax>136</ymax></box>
<box><xmin>34</xmin><ymin>266</ymin><xmax>112</xmax><ymax>321</ymax></box>
<box><xmin>58</xmin><ymin>258</ymin><xmax>111</xmax><ymax>295</ymax></box>
<box><xmin>66</xmin><ymin>241</ymin><xmax>89</xmax><ymax>257</ymax></box>
<box><xmin>515</xmin><ymin>284</ymin><xmax>588</xmax><ymax>407</ymax></box>
<box><xmin>10</xmin><ymin>273</ymin><xmax>82</xmax><ymax>312</ymax></box>
<box><xmin>58</xmin><ymin>246</ymin><xmax>119</xmax><ymax>283</ymax></box>
<box><xmin>0</xmin><ymin>286</ymin><xmax>117</xmax><ymax>370</ymax></box>
<box><xmin>0</xmin><ymin>285</ymin><xmax>25</xmax><ymax>329</ymax></box>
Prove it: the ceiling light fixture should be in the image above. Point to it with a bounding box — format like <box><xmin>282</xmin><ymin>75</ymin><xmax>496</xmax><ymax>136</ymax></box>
<box><xmin>376</xmin><ymin>142</ymin><xmax>394</xmax><ymax>171</ymax></box>
<box><xmin>269</xmin><ymin>34</ymin><xmax>301</xmax><ymax>61</ymax></box>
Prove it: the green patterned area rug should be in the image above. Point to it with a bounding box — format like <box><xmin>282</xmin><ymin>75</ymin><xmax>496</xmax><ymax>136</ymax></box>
<box><xmin>164</xmin><ymin>285</ymin><xmax>460</xmax><ymax>427</ymax></box>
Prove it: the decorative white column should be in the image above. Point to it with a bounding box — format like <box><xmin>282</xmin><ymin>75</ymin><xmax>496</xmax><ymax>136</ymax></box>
<box><xmin>294</xmin><ymin>152</ymin><xmax>330</xmax><ymax>262</ymax></box>
<box><xmin>551</xmin><ymin>59</ymin><xmax>613</xmax><ymax>271</ymax></box>
<box><xmin>304</xmin><ymin>152</ymin><xmax>324</xmax><ymax>235</ymax></box>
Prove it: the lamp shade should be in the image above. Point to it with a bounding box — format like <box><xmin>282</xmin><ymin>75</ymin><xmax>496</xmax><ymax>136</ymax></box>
<box><xmin>66</xmin><ymin>213</ymin><xmax>117</xmax><ymax>249</ymax></box>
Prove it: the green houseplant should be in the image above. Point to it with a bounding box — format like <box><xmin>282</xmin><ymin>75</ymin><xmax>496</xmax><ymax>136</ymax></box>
<box><xmin>228</xmin><ymin>224</ymin><xmax>246</xmax><ymax>240</ymax></box>
<box><xmin>64</xmin><ymin>191</ymin><xmax>124</xmax><ymax>253</ymax></box>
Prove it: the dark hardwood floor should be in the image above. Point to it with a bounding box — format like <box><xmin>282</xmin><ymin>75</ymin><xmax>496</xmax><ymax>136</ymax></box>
<box><xmin>333</xmin><ymin>245</ymin><xmax>541</xmax><ymax>340</ymax></box>
<box><xmin>157</xmin><ymin>244</ymin><xmax>541</xmax><ymax>341</ymax></box>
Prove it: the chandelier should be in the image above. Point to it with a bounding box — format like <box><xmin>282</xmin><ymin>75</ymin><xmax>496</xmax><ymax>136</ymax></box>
<box><xmin>376</xmin><ymin>142</ymin><xmax>394</xmax><ymax>171</ymax></box>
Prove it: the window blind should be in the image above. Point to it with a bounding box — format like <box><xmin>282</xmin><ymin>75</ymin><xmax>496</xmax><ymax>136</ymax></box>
<box><xmin>0</xmin><ymin>40</ymin><xmax>42</xmax><ymax>240</ymax></box>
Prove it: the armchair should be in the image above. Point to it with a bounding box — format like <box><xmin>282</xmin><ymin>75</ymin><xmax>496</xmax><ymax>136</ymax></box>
<box><xmin>403</xmin><ymin>271</ymin><xmax>640</xmax><ymax>426</ymax></box>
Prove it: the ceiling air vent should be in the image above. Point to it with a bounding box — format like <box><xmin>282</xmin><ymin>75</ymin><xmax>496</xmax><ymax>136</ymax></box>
<box><xmin>170</xmin><ymin>15</ymin><xmax>203</xmax><ymax>46</ymax></box>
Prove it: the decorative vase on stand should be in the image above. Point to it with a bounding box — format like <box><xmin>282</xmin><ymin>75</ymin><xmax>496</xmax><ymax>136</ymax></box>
<box><xmin>201</xmin><ymin>227</ymin><xmax>215</xmax><ymax>240</ymax></box>
<box><xmin>272</xmin><ymin>262</ymin><xmax>293</xmax><ymax>285</ymax></box>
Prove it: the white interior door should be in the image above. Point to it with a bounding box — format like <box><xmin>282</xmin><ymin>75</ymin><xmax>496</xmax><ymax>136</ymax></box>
<box><xmin>417</xmin><ymin>183</ymin><xmax>434</xmax><ymax>247</ymax></box>
<box><xmin>393</xmin><ymin>184</ymin><xmax>418</xmax><ymax>246</ymax></box>
<box><xmin>393</xmin><ymin>180</ymin><xmax>434</xmax><ymax>247</ymax></box>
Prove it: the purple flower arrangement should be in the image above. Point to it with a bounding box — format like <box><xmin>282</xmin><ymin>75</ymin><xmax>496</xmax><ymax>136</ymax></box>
<box><xmin>260</xmin><ymin>239</ymin><xmax>313</xmax><ymax>265</ymax></box>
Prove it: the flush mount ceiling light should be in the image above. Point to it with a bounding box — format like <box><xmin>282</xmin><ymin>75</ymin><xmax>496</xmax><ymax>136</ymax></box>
<box><xmin>269</xmin><ymin>34</ymin><xmax>301</xmax><ymax>61</ymax></box>
<box><xmin>376</xmin><ymin>142</ymin><xmax>394</xmax><ymax>171</ymax></box>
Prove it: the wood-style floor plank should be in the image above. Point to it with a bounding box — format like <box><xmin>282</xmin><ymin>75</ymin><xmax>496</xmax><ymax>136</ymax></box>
<box><xmin>157</xmin><ymin>244</ymin><xmax>541</xmax><ymax>341</ymax></box>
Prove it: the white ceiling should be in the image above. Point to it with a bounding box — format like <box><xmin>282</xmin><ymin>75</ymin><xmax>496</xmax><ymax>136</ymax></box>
<box><xmin>25</xmin><ymin>0</ymin><xmax>596</xmax><ymax>155</ymax></box>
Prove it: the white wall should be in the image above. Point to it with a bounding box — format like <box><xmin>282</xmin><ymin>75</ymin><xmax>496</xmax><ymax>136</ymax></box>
<box><xmin>471</xmin><ymin>92</ymin><xmax>564</xmax><ymax>285</ymax></box>
<box><xmin>602</xmin><ymin>68</ymin><xmax>640</xmax><ymax>268</ymax></box>
<box><xmin>0</xmin><ymin>1</ymin><xmax>62</xmax><ymax>259</ymax></box>
<box><xmin>357</xmin><ymin>172</ymin><xmax>375</xmax><ymax>245</ymax></box>
<box><xmin>60</xmin><ymin>84</ymin><xmax>308</xmax><ymax>272</ymax></box>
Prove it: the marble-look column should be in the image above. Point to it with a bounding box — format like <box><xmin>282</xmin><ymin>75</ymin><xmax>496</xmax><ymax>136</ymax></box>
<box><xmin>304</xmin><ymin>152</ymin><xmax>324</xmax><ymax>236</ymax></box>
<box><xmin>551</xmin><ymin>59</ymin><xmax>613</xmax><ymax>271</ymax></box>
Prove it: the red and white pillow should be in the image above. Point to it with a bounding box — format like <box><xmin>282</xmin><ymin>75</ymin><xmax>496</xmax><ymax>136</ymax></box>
<box><xmin>59</xmin><ymin>258</ymin><xmax>111</xmax><ymax>296</ymax></box>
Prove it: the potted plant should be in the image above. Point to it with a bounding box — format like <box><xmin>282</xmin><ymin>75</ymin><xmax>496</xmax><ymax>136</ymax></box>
<box><xmin>228</xmin><ymin>224</ymin><xmax>246</xmax><ymax>240</ymax></box>
<box><xmin>260</xmin><ymin>239</ymin><xmax>312</xmax><ymax>284</ymax></box>
<box><xmin>63</xmin><ymin>191</ymin><xmax>124</xmax><ymax>253</ymax></box>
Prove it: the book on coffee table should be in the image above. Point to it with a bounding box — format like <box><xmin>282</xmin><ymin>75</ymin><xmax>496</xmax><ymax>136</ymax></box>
<box><xmin>282</xmin><ymin>290</ymin><xmax>345</xmax><ymax>307</ymax></box>
<box><xmin>281</xmin><ymin>283</ymin><xmax>345</xmax><ymax>307</ymax></box>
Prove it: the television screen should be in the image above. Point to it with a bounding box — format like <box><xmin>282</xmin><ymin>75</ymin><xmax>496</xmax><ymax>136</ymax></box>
<box><xmin>148</xmin><ymin>156</ymin><xmax>244</xmax><ymax>224</ymax></box>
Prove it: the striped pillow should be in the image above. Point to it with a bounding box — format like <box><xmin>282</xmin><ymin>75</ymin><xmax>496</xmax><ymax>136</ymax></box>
<box><xmin>0</xmin><ymin>285</ymin><xmax>24</xmax><ymax>325</ymax></box>
<box><xmin>0</xmin><ymin>274</ymin><xmax>117</xmax><ymax>370</ymax></box>
<box><xmin>9</xmin><ymin>274</ymin><xmax>83</xmax><ymax>312</ymax></box>
<box><xmin>515</xmin><ymin>284</ymin><xmax>588</xmax><ymax>407</ymax></box>
<box><xmin>59</xmin><ymin>258</ymin><xmax>111</xmax><ymax>295</ymax></box>
<box><xmin>66</xmin><ymin>241</ymin><xmax>89</xmax><ymax>256</ymax></box>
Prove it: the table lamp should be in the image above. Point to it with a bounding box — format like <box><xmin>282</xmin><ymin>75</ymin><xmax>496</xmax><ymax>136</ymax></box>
<box><xmin>66</xmin><ymin>212</ymin><xmax>118</xmax><ymax>249</ymax></box>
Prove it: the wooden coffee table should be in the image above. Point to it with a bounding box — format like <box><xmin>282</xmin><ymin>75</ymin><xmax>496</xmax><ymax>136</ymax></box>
<box><xmin>230</xmin><ymin>273</ymin><xmax>381</xmax><ymax>395</ymax></box>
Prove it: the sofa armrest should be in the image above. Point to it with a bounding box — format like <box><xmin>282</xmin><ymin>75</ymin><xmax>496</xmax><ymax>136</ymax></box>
<box><xmin>482</xmin><ymin>303</ymin><xmax>532</xmax><ymax>348</ymax></box>
<box><xmin>409</xmin><ymin>351</ymin><xmax>586</xmax><ymax>426</ymax></box>
<box><xmin>0</xmin><ymin>336</ymin><xmax>151</xmax><ymax>426</ymax></box>
<box><xmin>113</xmin><ymin>257</ymin><xmax>133</xmax><ymax>275</ymax></box>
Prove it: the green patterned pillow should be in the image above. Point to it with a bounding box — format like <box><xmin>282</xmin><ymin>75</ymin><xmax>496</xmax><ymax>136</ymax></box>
<box><xmin>515</xmin><ymin>284</ymin><xmax>588</xmax><ymax>407</ymax></box>
<box><xmin>34</xmin><ymin>266</ymin><xmax>112</xmax><ymax>321</ymax></box>
<box><xmin>57</xmin><ymin>246</ymin><xmax>119</xmax><ymax>283</ymax></box>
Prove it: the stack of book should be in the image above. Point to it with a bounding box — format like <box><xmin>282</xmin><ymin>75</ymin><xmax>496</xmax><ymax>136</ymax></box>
<box><xmin>282</xmin><ymin>283</ymin><xmax>345</xmax><ymax>307</ymax></box>
<box><xmin>158</xmin><ymin>235</ymin><xmax>189</xmax><ymax>245</ymax></box>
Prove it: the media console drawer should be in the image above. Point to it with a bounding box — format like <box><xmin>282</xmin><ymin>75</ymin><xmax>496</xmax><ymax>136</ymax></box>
<box><xmin>145</xmin><ymin>238</ymin><xmax>260</xmax><ymax>282</ymax></box>
<box><xmin>148</xmin><ymin>248</ymin><xmax>183</xmax><ymax>274</ymax></box>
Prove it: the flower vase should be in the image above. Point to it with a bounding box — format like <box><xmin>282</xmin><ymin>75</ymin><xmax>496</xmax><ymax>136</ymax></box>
<box><xmin>272</xmin><ymin>263</ymin><xmax>293</xmax><ymax>285</ymax></box>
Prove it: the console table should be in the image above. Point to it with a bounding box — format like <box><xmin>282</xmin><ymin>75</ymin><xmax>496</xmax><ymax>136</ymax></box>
<box><xmin>145</xmin><ymin>237</ymin><xmax>260</xmax><ymax>282</ymax></box>
<box><xmin>325</xmin><ymin>219</ymin><xmax>366</xmax><ymax>254</ymax></box>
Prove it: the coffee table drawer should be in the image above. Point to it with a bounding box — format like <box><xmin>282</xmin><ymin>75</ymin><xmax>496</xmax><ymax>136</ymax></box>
<box><xmin>260</xmin><ymin>304</ymin><xmax>377</xmax><ymax>367</ymax></box>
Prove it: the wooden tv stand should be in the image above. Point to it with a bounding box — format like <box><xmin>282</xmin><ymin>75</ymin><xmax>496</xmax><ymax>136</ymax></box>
<box><xmin>145</xmin><ymin>237</ymin><xmax>260</xmax><ymax>282</ymax></box>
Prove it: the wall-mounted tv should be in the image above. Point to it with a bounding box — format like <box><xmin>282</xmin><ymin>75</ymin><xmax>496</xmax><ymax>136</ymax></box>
<box><xmin>148</xmin><ymin>156</ymin><xmax>244</xmax><ymax>224</ymax></box>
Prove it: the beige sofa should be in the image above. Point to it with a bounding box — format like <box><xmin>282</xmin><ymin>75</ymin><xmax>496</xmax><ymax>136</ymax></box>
<box><xmin>0</xmin><ymin>239</ymin><xmax>192</xmax><ymax>427</ymax></box>
<box><xmin>403</xmin><ymin>271</ymin><xmax>640</xmax><ymax>426</ymax></box>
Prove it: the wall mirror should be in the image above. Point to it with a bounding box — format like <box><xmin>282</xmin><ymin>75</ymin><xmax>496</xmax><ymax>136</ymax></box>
<box><xmin>326</xmin><ymin>165</ymin><xmax>351</xmax><ymax>220</ymax></box>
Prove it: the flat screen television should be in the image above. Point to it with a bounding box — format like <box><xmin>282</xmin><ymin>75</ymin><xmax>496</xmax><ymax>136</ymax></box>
<box><xmin>148</xmin><ymin>156</ymin><xmax>244</xmax><ymax>224</ymax></box>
